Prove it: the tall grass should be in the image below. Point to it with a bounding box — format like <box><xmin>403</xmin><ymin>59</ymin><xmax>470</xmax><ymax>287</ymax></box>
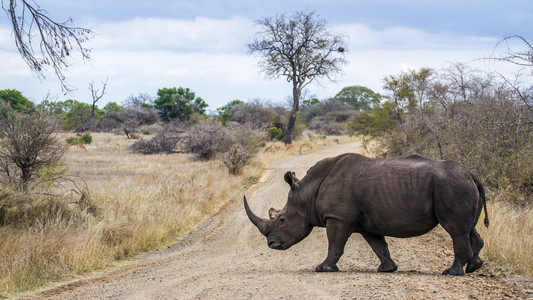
<box><xmin>0</xmin><ymin>132</ymin><xmax>339</xmax><ymax>296</ymax></box>
<box><xmin>0</xmin><ymin>133</ymin><xmax>255</xmax><ymax>295</ymax></box>
<box><xmin>479</xmin><ymin>194</ymin><xmax>533</xmax><ymax>277</ymax></box>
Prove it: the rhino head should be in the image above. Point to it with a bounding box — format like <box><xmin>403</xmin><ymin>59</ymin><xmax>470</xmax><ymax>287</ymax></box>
<box><xmin>244</xmin><ymin>171</ymin><xmax>313</xmax><ymax>250</ymax></box>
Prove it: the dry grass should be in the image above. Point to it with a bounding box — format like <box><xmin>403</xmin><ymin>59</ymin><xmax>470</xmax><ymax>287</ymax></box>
<box><xmin>479</xmin><ymin>195</ymin><xmax>533</xmax><ymax>277</ymax></box>
<box><xmin>0</xmin><ymin>132</ymin><xmax>347</xmax><ymax>296</ymax></box>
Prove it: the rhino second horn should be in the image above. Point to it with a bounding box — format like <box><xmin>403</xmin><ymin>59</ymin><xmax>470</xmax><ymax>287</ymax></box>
<box><xmin>244</xmin><ymin>196</ymin><xmax>269</xmax><ymax>236</ymax></box>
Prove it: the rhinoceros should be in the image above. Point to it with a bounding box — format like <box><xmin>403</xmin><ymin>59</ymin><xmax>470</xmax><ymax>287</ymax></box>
<box><xmin>244</xmin><ymin>153</ymin><xmax>489</xmax><ymax>276</ymax></box>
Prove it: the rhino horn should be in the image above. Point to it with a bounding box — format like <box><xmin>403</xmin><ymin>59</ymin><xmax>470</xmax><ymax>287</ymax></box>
<box><xmin>244</xmin><ymin>195</ymin><xmax>269</xmax><ymax>236</ymax></box>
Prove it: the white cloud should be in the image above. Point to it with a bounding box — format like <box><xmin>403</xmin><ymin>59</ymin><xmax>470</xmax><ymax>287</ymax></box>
<box><xmin>90</xmin><ymin>16</ymin><xmax>254</xmax><ymax>54</ymax></box>
<box><xmin>337</xmin><ymin>23</ymin><xmax>498</xmax><ymax>51</ymax></box>
<box><xmin>0</xmin><ymin>17</ymin><xmax>526</xmax><ymax>109</ymax></box>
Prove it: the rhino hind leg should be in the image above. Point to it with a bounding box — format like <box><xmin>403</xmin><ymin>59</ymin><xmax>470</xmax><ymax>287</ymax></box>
<box><xmin>441</xmin><ymin>232</ymin><xmax>472</xmax><ymax>276</ymax></box>
<box><xmin>315</xmin><ymin>219</ymin><xmax>352</xmax><ymax>272</ymax></box>
<box><xmin>465</xmin><ymin>228</ymin><xmax>484</xmax><ymax>273</ymax></box>
<box><xmin>362</xmin><ymin>233</ymin><xmax>398</xmax><ymax>273</ymax></box>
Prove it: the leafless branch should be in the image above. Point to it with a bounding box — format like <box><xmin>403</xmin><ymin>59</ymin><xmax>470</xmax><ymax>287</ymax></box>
<box><xmin>482</xmin><ymin>35</ymin><xmax>533</xmax><ymax>68</ymax></box>
<box><xmin>88</xmin><ymin>77</ymin><xmax>108</xmax><ymax>128</ymax></box>
<box><xmin>2</xmin><ymin>0</ymin><xmax>95</xmax><ymax>92</ymax></box>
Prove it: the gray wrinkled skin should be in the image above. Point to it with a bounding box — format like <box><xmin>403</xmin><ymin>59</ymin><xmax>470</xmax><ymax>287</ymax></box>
<box><xmin>245</xmin><ymin>153</ymin><xmax>489</xmax><ymax>276</ymax></box>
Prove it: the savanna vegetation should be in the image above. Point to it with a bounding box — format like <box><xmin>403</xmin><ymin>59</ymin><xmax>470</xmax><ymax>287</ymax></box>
<box><xmin>0</xmin><ymin>84</ymin><xmax>353</xmax><ymax>295</ymax></box>
<box><xmin>1</xmin><ymin>3</ymin><xmax>532</xmax><ymax>295</ymax></box>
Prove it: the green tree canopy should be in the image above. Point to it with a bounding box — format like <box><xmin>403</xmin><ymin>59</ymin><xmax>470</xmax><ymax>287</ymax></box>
<box><xmin>103</xmin><ymin>101</ymin><xmax>123</xmax><ymax>113</ymax></box>
<box><xmin>154</xmin><ymin>87</ymin><xmax>208</xmax><ymax>121</ymax></box>
<box><xmin>0</xmin><ymin>89</ymin><xmax>34</xmax><ymax>111</ymax></box>
<box><xmin>216</xmin><ymin>99</ymin><xmax>244</xmax><ymax>124</ymax></box>
<box><xmin>59</xmin><ymin>100</ymin><xmax>105</xmax><ymax>131</ymax></box>
<box><xmin>334</xmin><ymin>86</ymin><xmax>382</xmax><ymax>111</ymax></box>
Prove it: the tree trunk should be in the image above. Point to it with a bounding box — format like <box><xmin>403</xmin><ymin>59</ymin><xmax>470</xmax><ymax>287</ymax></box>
<box><xmin>90</xmin><ymin>104</ymin><xmax>95</xmax><ymax>129</ymax></box>
<box><xmin>20</xmin><ymin>166</ymin><xmax>31</xmax><ymax>191</ymax></box>
<box><xmin>284</xmin><ymin>85</ymin><xmax>301</xmax><ymax>145</ymax></box>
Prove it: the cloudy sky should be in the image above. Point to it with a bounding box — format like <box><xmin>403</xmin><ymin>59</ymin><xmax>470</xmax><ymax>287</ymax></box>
<box><xmin>0</xmin><ymin>0</ymin><xmax>531</xmax><ymax>110</ymax></box>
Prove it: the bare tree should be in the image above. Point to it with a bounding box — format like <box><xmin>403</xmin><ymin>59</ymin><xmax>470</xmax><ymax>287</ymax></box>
<box><xmin>2</xmin><ymin>0</ymin><xmax>94</xmax><ymax>92</ymax></box>
<box><xmin>0</xmin><ymin>101</ymin><xmax>66</xmax><ymax>191</ymax></box>
<box><xmin>248</xmin><ymin>11</ymin><xmax>347</xmax><ymax>144</ymax></box>
<box><xmin>88</xmin><ymin>78</ymin><xmax>108</xmax><ymax>129</ymax></box>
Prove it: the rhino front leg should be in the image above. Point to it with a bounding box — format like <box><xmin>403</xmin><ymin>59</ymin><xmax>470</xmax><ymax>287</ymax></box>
<box><xmin>362</xmin><ymin>232</ymin><xmax>398</xmax><ymax>272</ymax></box>
<box><xmin>315</xmin><ymin>219</ymin><xmax>352</xmax><ymax>272</ymax></box>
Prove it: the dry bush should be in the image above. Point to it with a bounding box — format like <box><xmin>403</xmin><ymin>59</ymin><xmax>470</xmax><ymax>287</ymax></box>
<box><xmin>106</xmin><ymin>106</ymin><xmax>159</xmax><ymax>138</ymax></box>
<box><xmin>217</xmin><ymin>124</ymin><xmax>265</xmax><ymax>175</ymax></box>
<box><xmin>375</xmin><ymin>67</ymin><xmax>533</xmax><ymax>205</ymax></box>
<box><xmin>130</xmin><ymin>130</ymin><xmax>180</xmax><ymax>154</ymax></box>
<box><xmin>228</xmin><ymin>100</ymin><xmax>282</xmax><ymax>130</ymax></box>
<box><xmin>0</xmin><ymin>102</ymin><xmax>67</xmax><ymax>191</ymax></box>
<box><xmin>181</xmin><ymin>120</ymin><xmax>226</xmax><ymax>159</ymax></box>
<box><xmin>181</xmin><ymin>121</ymin><xmax>266</xmax><ymax>174</ymax></box>
<box><xmin>309</xmin><ymin>119</ymin><xmax>346</xmax><ymax>135</ymax></box>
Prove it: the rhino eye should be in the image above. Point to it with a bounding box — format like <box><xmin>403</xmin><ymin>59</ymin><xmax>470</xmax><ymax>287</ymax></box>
<box><xmin>279</xmin><ymin>217</ymin><xmax>286</xmax><ymax>223</ymax></box>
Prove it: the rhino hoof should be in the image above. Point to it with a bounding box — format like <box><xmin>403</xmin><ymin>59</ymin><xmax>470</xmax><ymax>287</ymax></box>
<box><xmin>378</xmin><ymin>261</ymin><xmax>398</xmax><ymax>273</ymax></box>
<box><xmin>315</xmin><ymin>264</ymin><xmax>339</xmax><ymax>272</ymax></box>
<box><xmin>466</xmin><ymin>258</ymin><xmax>484</xmax><ymax>273</ymax></box>
<box><xmin>442</xmin><ymin>268</ymin><xmax>465</xmax><ymax>276</ymax></box>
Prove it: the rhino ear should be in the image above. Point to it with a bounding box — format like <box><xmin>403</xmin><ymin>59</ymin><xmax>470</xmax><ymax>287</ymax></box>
<box><xmin>284</xmin><ymin>171</ymin><xmax>300</xmax><ymax>191</ymax></box>
<box><xmin>268</xmin><ymin>208</ymin><xmax>280</xmax><ymax>219</ymax></box>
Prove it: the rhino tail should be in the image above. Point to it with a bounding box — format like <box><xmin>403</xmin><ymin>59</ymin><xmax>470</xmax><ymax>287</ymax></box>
<box><xmin>472</xmin><ymin>174</ymin><xmax>489</xmax><ymax>227</ymax></box>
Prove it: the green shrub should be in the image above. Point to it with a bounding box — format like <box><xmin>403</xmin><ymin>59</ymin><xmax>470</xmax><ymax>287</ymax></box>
<box><xmin>66</xmin><ymin>132</ymin><xmax>92</xmax><ymax>145</ymax></box>
<box><xmin>65</xmin><ymin>136</ymin><xmax>79</xmax><ymax>145</ymax></box>
<box><xmin>141</xmin><ymin>130</ymin><xmax>152</xmax><ymax>135</ymax></box>
<box><xmin>267</xmin><ymin>127</ymin><xmax>283</xmax><ymax>140</ymax></box>
<box><xmin>78</xmin><ymin>132</ymin><xmax>92</xmax><ymax>144</ymax></box>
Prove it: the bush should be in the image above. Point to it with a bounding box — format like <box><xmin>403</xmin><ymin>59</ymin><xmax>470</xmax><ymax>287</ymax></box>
<box><xmin>309</xmin><ymin>119</ymin><xmax>345</xmax><ymax>135</ymax></box>
<box><xmin>130</xmin><ymin>131</ymin><xmax>179</xmax><ymax>154</ymax></box>
<box><xmin>228</xmin><ymin>100</ymin><xmax>284</xmax><ymax>130</ymax></box>
<box><xmin>0</xmin><ymin>102</ymin><xmax>67</xmax><ymax>191</ymax></box>
<box><xmin>78</xmin><ymin>132</ymin><xmax>92</xmax><ymax>144</ymax></box>
<box><xmin>267</xmin><ymin>127</ymin><xmax>283</xmax><ymax>140</ymax></box>
<box><xmin>66</xmin><ymin>132</ymin><xmax>92</xmax><ymax>145</ymax></box>
<box><xmin>181</xmin><ymin>120</ymin><xmax>265</xmax><ymax>174</ymax></box>
<box><xmin>370</xmin><ymin>65</ymin><xmax>533</xmax><ymax>205</ymax></box>
<box><xmin>65</xmin><ymin>136</ymin><xmax>79</xmax><ymax>145</ymax></box>
<box><xmin>217</xmin><ymin>124</ymin><xmax>265</xmax><ymax>175</ymax></box>
<box><xmin>181</xmin><ymin>121</ymin><xmax>227</xmax><ymax>159</ymax></box>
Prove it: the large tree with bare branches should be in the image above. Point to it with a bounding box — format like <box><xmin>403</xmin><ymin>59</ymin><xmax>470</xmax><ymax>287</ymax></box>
<box><xmin>248</xmin><ymin>11</ymin><xmax>347</xmax><ymax>144</ymax></box>
<box><xmin>2</xmin><ymin>0</ymin><xmax>94</xmax><ymax>92</ymax></box>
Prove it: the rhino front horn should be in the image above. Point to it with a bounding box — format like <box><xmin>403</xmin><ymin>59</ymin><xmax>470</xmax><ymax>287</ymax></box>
<box><xmin>244</xmin><ymin>196</ymin><xmax>269</xmax><ymax>236</ymax></box>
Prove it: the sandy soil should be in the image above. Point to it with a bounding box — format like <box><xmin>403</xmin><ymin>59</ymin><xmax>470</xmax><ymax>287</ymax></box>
<box><xmin>26</xmin><ymin>141</ymin><xmax>532</xmax><ymax>299</ymax></box>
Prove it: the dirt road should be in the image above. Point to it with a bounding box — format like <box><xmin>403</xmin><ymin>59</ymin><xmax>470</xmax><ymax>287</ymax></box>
<box><xmin>30</xmin><ymin>141</ymin><xmax>531</xmax><ymax>299</ymax></box>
